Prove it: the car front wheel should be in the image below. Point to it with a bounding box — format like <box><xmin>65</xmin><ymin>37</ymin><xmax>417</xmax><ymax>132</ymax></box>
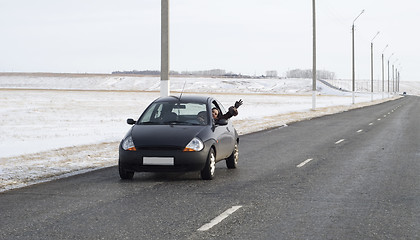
<box><xmin>119</xmin><ymin>160</ymin><xmax>134</xmax><ymax>180</ymax></box>
<box><xmin>201</xmin><ymin>148</ymin><xmax>216</xmax><ymax>180</ymax></box>
<box><xmin>226</xmin><ymin>142</ymin><xmax>238</xmax><ymax>169</ymax></box>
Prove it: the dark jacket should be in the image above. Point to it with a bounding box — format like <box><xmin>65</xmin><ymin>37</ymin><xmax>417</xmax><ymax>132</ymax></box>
<box><xmin>218</xmin><ymin>106</ymin><xmax>238</xmax><ymax>120</ymax></box>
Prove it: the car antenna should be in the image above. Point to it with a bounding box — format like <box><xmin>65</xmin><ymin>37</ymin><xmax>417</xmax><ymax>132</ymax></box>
<box><xmin>179</xmin><ymin>81</ymin><xmax>187</xmax><ymax>100</ymax></box>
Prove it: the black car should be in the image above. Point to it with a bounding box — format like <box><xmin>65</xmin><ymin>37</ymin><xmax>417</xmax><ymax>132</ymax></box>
<box><xmin>118</xmin><ymin>95</ymin><xmax>239</xmax><ymax>180</ymax></box>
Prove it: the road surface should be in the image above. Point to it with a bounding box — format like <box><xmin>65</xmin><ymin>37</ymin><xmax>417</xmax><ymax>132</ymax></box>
<box><xmin>0</xmin><ymin>96</ymin><xmax>419</xmax><ymax>239</ymax></box>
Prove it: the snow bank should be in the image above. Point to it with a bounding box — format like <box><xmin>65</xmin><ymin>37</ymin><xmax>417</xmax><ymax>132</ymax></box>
<box><xmin>0</xmin><ymin>73</ymin><xmax>402</xmax><ymax>192</ymax></box>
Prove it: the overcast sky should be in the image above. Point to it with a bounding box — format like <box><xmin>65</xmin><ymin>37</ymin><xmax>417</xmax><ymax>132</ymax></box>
<box><xmin>1</xmin><ymin>0</ymin><xmax>419</xmax><ymax>81</ymax></box>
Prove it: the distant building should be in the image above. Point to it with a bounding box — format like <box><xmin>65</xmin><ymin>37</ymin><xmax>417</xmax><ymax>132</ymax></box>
<box><xmin>266</xmin><ymin>71</ymin><xmax>278</xmax><ymax>78</ymax></box>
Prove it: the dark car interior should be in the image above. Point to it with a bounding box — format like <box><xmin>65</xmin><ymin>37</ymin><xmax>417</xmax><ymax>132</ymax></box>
<box><xmin>138</xmin><ymin>102</ymin><xmax>209</xmax><ymax>126</ymax></box>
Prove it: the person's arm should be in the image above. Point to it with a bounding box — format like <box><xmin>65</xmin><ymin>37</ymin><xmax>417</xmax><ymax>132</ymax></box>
<box><xmin>219</xmin><ymin>99</ymin><xmax>243</xmax><ymax>120</ymax></box>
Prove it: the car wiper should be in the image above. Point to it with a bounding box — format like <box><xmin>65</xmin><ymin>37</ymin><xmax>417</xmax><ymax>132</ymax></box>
<box><xmin>164</xmin><ymin>121</ymin><xmax>190</xmax><ymax>125</ymax></box>
<box><xmin>140</xmin><ymin>121</ymin><xmax>201</xmax><ymax>126</ymax></box>
<box><xmin>138</xmin><ymin>121</ymin><xmax>161</xmax><ymax>125</ymax></box>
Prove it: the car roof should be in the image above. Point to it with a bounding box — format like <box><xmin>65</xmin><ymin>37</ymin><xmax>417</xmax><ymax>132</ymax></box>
<box><xmin>154</xmin><ymin>95</ymin><xmax>212</xmax><ymax>104</ymax></box>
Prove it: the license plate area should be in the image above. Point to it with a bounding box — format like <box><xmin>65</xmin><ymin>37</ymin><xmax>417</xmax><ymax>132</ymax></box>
<box><xmin>143</xmin><ymin>157</ymin><xmax>174</xmax><ymax>165</ymax></box>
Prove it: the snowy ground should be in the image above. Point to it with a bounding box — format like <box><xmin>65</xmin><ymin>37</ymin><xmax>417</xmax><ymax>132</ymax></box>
<box><xmin>1</xmin><ymin>73</ymin><xmax>416</xmax><ymax>192</ymax></box>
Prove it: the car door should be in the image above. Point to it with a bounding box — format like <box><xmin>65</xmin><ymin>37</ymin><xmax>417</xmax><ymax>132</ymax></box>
<box><xmin>212</xmin><ymin>100</ymin><xmax>235</xmax><ymax>159</ymax></box>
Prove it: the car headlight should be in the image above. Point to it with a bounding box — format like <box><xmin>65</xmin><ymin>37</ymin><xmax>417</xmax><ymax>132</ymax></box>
<box><xmin>183</xmin><ymin>137</ymin><xmax>204</xmax><ymax>152</ymax></box>
<box><xmin>122</xmin><ymin>135</ymin><xmax>136</xmax><ymax>151</ymax></box>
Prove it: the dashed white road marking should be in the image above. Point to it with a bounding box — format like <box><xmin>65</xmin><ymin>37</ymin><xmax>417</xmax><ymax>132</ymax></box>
<box><xmin>297</xmin><ymin>158</ymin><xmax>313</xmax><ymax>168</ymax></box>
<box><xmin>335</xmin><ymin>139</ymin><xmax>345</xmax><ymax>144</ymax></box>
<box><xmin>357</xmin><ymin>129</ymin><xmax>363</xmax><ymax>133</ymax></box>
<box><xmin>198</xmin><ymin>205</ymin><xmax>242</xmax><ymax>231</ymax></box>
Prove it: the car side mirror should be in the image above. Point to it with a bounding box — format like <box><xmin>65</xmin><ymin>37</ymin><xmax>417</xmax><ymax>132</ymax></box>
<box><xmin>216</xmin><ymin>119</ymin><xmax>228</xmax><ymax>126</ymax></box>
<box><xmin>127</xmin><ymin>118</ymin><xmax>136</xmax><ymax>125</ymax></box>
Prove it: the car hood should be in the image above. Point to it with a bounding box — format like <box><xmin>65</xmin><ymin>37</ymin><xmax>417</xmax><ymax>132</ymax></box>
<box><xmin>131</xmin><ymin>124</ymin><xmax>207</xmax><ymax>148</ymax></box>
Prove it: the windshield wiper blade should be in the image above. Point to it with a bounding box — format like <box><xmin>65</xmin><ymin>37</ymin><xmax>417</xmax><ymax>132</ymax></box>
<box><xmin>139</xmin><ymin>121</ymin><xmax>161</xmax><ymax>125</ymax></box>
<box><xmin>164</xmin><ymin>121</ymin><xmax>190</xmax><ymax>125</ymax></box>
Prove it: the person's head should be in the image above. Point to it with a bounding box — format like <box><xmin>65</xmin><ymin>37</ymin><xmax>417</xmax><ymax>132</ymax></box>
<box><xmin>211</xmin><ymin>108</ymin><xmax>219</xmax><ymax>120</ymax></box>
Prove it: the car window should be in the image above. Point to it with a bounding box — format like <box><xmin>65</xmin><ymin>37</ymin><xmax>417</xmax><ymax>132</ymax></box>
<box><xmin>138</xmin><ymin>102</ymin><xmax>208</xmax><ymax>125</ymax></box>
<box><xmin>212</xmin><ymin>100</ymin><xmax>226</xmax><ymax>114</ymax></box>
<box><xmin>140</xmin><ymin>103</ymin><xmax>162</xmax><ymax>123</ymax></box>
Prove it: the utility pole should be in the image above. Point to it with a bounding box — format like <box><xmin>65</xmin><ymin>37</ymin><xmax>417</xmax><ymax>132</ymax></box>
<box><xmin>392</xmin><ymin>64</ymin><xmax>395</xmax><ymax>94</ymax></box>
<box><xmin>381</xmin><ymin>45</ymin><xmax>388</xmax><ymax>99</ymax></box>
<box><xmin>352</xmin><ymin>10</ymin><xmax>364</xmax><ymax>104</ymax></box>
<box><xmin>392</xmin><ymin>59</ymin><xmax>398</xmax><ymax>94</ymax></box>
<box><xmin>370</xmin><ymin>31</ymin><xmax>380</xmax><ymax>101</ymax></box>
<box><xmin>312</xmin><ymin>0</ymin><xmax>317</xmax><ymax>110</ymax></box>
<box><xmin>387</xmin><ymin>53</ymin><xmax>394</xmax><ymax>97</ymax></box>
<box><xmin>161</xmin><ymin>0</ymin><xmax>170</xmax><ymax>97</ymax></box>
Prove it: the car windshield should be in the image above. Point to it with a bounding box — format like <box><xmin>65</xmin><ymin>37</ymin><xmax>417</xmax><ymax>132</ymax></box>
<box><xmin>138</xmin><ymin>102</ymin><xmax>209</xmax><ymax>126</ymax></box>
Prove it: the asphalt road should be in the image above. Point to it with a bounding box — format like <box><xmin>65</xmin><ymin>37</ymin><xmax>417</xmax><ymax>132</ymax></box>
<box><xmin>1</xmin><ymin>95</ymin><xmax>419</xmax><ymax>239</ymax></box>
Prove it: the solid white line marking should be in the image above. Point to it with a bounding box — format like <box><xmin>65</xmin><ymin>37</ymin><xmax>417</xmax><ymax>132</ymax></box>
<box><xmin>335</xmin><ymin>139</ymin><xmax>345</xmax><ymax>144</ymax></box>
<box><xmin>297</xmin><ymin>158</ymin><xmax>313</xmax><ymax>168</ymax></box>
<box><xmin>357</xmin><ymin>129</ymin><xmax>363</xmax><ymax>133</ymax></box>
<box><xmin>198</xmin><ymin>205</ymin><xmax>242</xmax><ymax>231</ymax></box>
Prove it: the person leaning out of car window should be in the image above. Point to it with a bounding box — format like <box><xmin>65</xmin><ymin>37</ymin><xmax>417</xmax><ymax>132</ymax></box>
<box><xmin>212</xmin><ymin>99</ymin><xmax>243</xmax><ymax>123</ymax></box>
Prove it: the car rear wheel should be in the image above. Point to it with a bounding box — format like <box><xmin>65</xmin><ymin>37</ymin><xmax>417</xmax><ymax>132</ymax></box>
<box><xmin>119</xmin><ymin>160</ymin><xmax>134</xmax><ymax>180</ymax></box>
<box><xmin>201</xmin><ymin>148</ymin><xmax>216</xmax><ymax>180</ymax></box>
<box><xmin>226</xmin><ymin>142</ymin><xmax>238</xmax><ymax>169</ymax></box>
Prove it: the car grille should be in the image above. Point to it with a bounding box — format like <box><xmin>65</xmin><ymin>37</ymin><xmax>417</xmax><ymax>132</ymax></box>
<box><xmin>136</xmin><ymin>146</ymin><xmax>183</xmax><ymax>151</ymax></box>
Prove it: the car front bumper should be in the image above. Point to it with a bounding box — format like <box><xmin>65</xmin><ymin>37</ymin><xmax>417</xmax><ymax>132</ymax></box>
<box><xmin>118</xmin><ymin>144</ymin><xmax>211</xmax><ymax>172</ymax></box>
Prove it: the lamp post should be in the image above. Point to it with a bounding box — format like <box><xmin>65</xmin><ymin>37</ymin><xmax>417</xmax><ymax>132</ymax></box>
<box><xmin>381</xmin><ymin>45</ymin><xmax>388</xmax><ymax>99</ymax></box>
<box><xmin>395</xmin><ymin>67</ymin><xmax>398</xmax><ymax>94</ymax></box>
<box><xmin>392</xmin><ymin>59</ymin><xmax>399</xmax><ymax>94</ymax></box>
<box><xmin>160</xmin><ymin>0</ymin><xmax>170</xmax><ymax>97</ymax></box>
<box><xmin>352</xmin><ymin>10</ymin><xmax>365</xmax><ymax>104</ymax></box>
<box><xmin>312</xmin><ymin>0</ymin><xmax>317</xmax><ymax>110</ymax></box>
<box><xmin>397</xmin><ymin>65</ymin><xmax>402</xmax><ymax>92</ymax></box>
<box><xmin>370</xmin><ymin>31</ymin><xmax>380</xmax><ymax>101</ymax></box>
<box><xmin>387</xmin><ymin>53</ymin><xmax>394</xmax><ymax>97</ymax></box>
<box><xmin>392</xmin><ymin>64</ymin><xmax>395</xmax><ymax>94</ymax></box>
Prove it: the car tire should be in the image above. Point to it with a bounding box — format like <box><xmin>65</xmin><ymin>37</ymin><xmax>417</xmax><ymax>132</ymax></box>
<box><xmin>201</xmin><ymin>148</ymin><xmax>216</xmax><ymax>180</ymax></box>
<box><xmin>119</xmin><ymin>160</ymin><xmax>134</xmax><ymax>180</ymax></box>
<box><xmin>226</xmin><ymin>142</ymin><xmax>238</xmax><ymax>169</ymax></box>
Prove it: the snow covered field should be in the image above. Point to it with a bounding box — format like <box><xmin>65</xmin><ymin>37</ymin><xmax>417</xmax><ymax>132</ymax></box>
<box><xmin>1</xmin><ymin>73</ymin><xmax>415</xmax><ymax>192</ymax></box>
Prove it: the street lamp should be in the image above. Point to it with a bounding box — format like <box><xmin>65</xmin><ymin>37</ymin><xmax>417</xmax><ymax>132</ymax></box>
<box><xmin>397</xmin><ymin>64</ymin><xmax>402</xmax><ymax>92</ymax></box>
<box><xmin>392</xmin><ymin>58</ymin><xmax>399</xmax><ymax>94</ymax></box>
<box><xmin>381</xmin><ymin>44</ymin><xmax>388</xmax><ymax>99</ymax></box>
<box><xmin>387</xmin><ymin>53</ymin><xmax>394</xmax><ymax>97</ymax></box>
<box><xmin>312</xmin><ymin>0</ymin><xmax>317</xmax><ymax>110</ymax></box>
<box><xmin>395</xmin><ymin>67</ymin><xmax>398</xmax><ymax>93</ymax></box>
<box><xmin>370</xmin><ymin>31</ymin><xmax>380</xmax><ymax>101</ymax></box>
<box><xmin>160</xmin><ymin>0</ymin><xmax>170</xmax><ymax>97</ymax></box>
<box><xmin>352</xmin><ymin>9</ymin><xmax>365</xmax><ymax>104</ymax></box>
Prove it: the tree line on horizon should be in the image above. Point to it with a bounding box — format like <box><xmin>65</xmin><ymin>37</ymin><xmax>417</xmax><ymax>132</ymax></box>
<box><xmin>113</xmin><ymin>69</ymin><xmax>231</xmax><ymax>76</ymax></box>
<box><xmin>286</xmin><ymin>69</ymin><xmax>335</xmax><ymax>80</ymax></box>
<box><xmin>112</xmin><ymin>69</ymin><xmax>257</xmax><ymax>78</ymax></box>
<box><xmin>112</xmin><ymin>68</ymin><xmax>336</xmax><ymax>80</ymax></box>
